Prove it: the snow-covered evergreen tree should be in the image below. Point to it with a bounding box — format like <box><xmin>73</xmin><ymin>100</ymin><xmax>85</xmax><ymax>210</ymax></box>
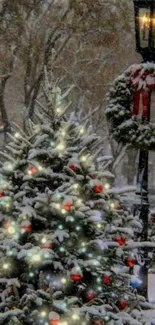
<box><xmin>0</xmin><ymin>79</ymin><xmax>153</xmax><ymax>325</ymax></box>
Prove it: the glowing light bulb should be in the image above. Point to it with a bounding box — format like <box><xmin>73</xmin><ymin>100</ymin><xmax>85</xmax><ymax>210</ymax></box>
<box><xmin>97</xmin><ymin>223</ymin><xmax>102</xmax><ymax>229</ymax></box>
<box><xmin>56</xmin><ymin>203</ymin><xmax>61</xmax><ymax>209</ymax></box>
<box><xmin>8</xmin><ymin>226</ymin><xmax>15</xmax><ymax>234</ymax></box>
<box><xmin>61</xmin><ymin>277</ymin><xmax>67</xmax><ymax>284</ymax></box>
<box><xmin>72</xmin><ymin>314</ymin><xmax>79</xmax><ymax>320</ymax></box>
<box><xmin>7</xmin><ymin>250</ymin><xmax>13</xmax><ymax>256</ymax></box>
<box><xmin>38</xmin><ymin>166</ymin><xmax>43</xmax><ymax>171</ymax></box>
<box><xmin>3</xmin><ymin>263</ymin><xmax>9</xmax><ymax>269</ymax></box>
<box><xmin>61</xmin><ymin>209</ymin><xmax>66</xmax><ymax>214</ymax></box>
<box><xmin>104</xmin><ymin>183</ymin><xmax>110</xmax><ymax>190</ymax></box>
<box><xmin>77</xmin><ymin>199</ymin><xmax>82</xmax><ymax>205</ymax></box>
<box><xmin>40</xmin><ymin>311</ymin><xmax>47</xmax><ymax>317</ymax></box>
<box><xmin>5</xmin><ymin>163</ymin><xmax>13</xmax><ymax>171</ymax></box>
<box><xmin>73</xmin><ymin>183</ymin><xmax>78</xmax><ymax>189</ymax></box>
<box><xmin>50</xmin><ymin>141</ymin><xmax>55</xmax><ymax>147</ymax></box>
<box><xmin>56</xmin><ymin>107</ymin><xmax>61</xmax><ymax>113</ymax></box>
<box><xmin>57</xmin><ymin>143</ymin><xmax>65</xmax><ymax>151</ymax></box>
<box><xmin>22</xmin><ymin>215</ymin><xmax>27</xmax><ymax>220</ymax></box>
<box><xmin>41</xmin><ymin>237</ymin><xmax>47</xmax><ymax>244</ymax></box>
<box><xmin>14</xmin><ymin>132</ymin><xmax>20</xmax><ymax>138</ymax></box>
<box><xmin>76</xmin><ymin>226</ymin><xmax>81</xmax><ymax>231</ymax></box>
<box><xmin>28</xmin><ymin>170</ymin><xmax>32</xmax><ymax>175</ymax></box>
<box><xmin>59</xmin><ymin>247</ymin><xmax>65</xmax><ymax>252</ymax></box>
<box><xmin>44</xmin><ymin>252</ymin><xmax>50</xmax><ymax>259</ymax></box>
<box><xmin>97</xmin><ymin>286</ymin><xmax>102</xmax><ymax>291</ymax></box>
<box><xmin>61</xmin><ymin>129</ymin><xmax>66</xmax><ymax>136</ymax></box>
<box><xmin>80</xmin><ymin>156</ymin><xmax>87</xmax><ymax>162</ymax></box>
<box><xmin>110</xmin><ymin>202</ymin><xmax>115</xmax><ymax>209</ymax></box>
<box><xmin>29</xmin><ymin>272</ymin><xmax>34</xmax><ymax>277</ymax></box>
<box><xmin>32</xmin><ymin>254</ymin><xmax>41</xmax><ymax>262</ymax></box>
<box><xmin>80</xmin><ymin>127</ymin><xmax>85</xmax><ymax>134</ymax></box>
<box><xmin>82</xmin><ymin>242</ymin><xmax>86</xmax><ymax>247</ymax></box>
<box><xmin>69</xmin><ymin>216</ymin><xmax>74</xmax><ymax>222</ymax></box>
<box><xmin>58</xmin><ymin>225</ymin><xmax>63</xmax><ymax>230</ymax></box>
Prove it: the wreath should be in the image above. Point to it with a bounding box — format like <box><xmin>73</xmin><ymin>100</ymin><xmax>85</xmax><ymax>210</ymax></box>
<box><xmin>106</xmin><ymin>63</ymin><xmax>155</xmax><ymax>150</ymax></box>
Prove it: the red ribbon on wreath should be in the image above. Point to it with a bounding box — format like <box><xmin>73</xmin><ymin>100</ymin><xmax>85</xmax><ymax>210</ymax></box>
<box><xmin>133</xmin><ymin>89</ymin><xmax>149</xmax><ymax>117</ymax></box>
<box><xmin>130</xmin><ymin>69</ymin><xmax>155</xmax><ymax>117</ymax></box>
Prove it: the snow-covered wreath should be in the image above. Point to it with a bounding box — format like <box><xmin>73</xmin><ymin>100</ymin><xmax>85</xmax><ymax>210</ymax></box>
<box><xmin>106</xmin><ymin>63</ymin><xmax>155</xmax><ymax>150</ymax></box>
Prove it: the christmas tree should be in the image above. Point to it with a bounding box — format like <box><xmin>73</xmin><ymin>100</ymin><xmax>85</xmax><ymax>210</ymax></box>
<box><xmin>0</xmin><ymin>79</ymin><xmax>153</xmax><ymax>325</ymax></box>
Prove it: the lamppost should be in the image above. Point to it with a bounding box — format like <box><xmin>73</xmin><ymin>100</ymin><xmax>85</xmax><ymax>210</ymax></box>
<box><xmin>133</xmin><ymin>0</ymin><xmax>155</xmax><ymax>297</ymax></box>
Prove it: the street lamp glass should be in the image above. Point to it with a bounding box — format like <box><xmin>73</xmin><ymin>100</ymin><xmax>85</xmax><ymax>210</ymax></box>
<box><xmin>133</xmin><ymin>0</ymin><xmax>155</xmax><ymax>61</ymax></box>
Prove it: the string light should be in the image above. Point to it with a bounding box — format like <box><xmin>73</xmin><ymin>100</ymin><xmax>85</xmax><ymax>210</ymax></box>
<box><xmin>57</xmin><ymin>143</ymin><xmax>65</xmax><ymax>151</ymax></box>
<box><xmin>56</xmin><ymin>203</ymin><xmax>61</xmax><ymax>209</ymax></box>
<box><xmin>61</xmin><ymin>209</ymin><xmax>66</xmax><ymax>214</ymax></box>
<box><xmin>40</xmin><ymin>311</ymin><xmax>47</xmax><ymax>317</ymax></box>
<box><xmin>29</xmin><ymin>272</ymin><xmax>34</xmax><ymax>277</ymax></box>
<box><xmin>4</xmin><ymin>162</ymin><xmax>14</xmax><ymax>171</ymax></box>
<box><xmin>14</xmin><ymin>132</ymin><xmax>20</xmax><ymax>138</ymax></box>
<box><xmin>41</xmin><ymin>237</ymin><xmax>47</xmax><ymax>244</ymax></box>
<box><xmin>7</xmin><ymin>250</ymin><xmax>13</xmax><ymax>256</ymax></box>
<box><xmin>80</xmin><ymin>156</ymin><xmax>87</xmax><ymax>162</ymax></box>
<box><xmin>61</xmin><ymin>129</ymin><xmax>66</xmax><ymax>136</ymax></box>
<box><xmin>32</xmin><ymin>254</ymin><xmax>41</xmax><ymax>263</ymax></box>
<box><xmin>59</xmin><ymin>247</ymin><xmax>65</xmax><ymax>252</ymax></box>
<box><xmin>104</xmin><ymin>183</ymin><xmax>110</xmax><ymax>190</ymax></box>
<box><xmin>3</xmin><ymin>263</ymin><xmax>9</xmax><ymax>270</ymax></box>
<box><xmin>73</xmin><ymin>183</ymin><xmax>79</xmax><ymax>189</ymax></box>
<box><xmin>50</xmin><ymin>141</ymin><xmax>56</xmax><ymax>147</ymax></box>
<box><xmin>61</xmin><ymin>278</ymin><xmax>67</xmax><ymax>284</ymax></box>
<box><xmin>72</xmin><ymin>314</ymin><xmax>79</xmax><ymax>320</ymax></box>
<box><xmin>110</xmin><ymin>202</ymin><xmax>115</xmax><ymax>209</ymax></box>
<box><xmin>97</xmin><ymin>223</ymin><xmax>102</xmax><ymax>229</ymax></box>
<box><xmin>7</xmin><ymin>225</ymin><xmax>16</xmax><ymax>235</ymax></box>
<box><xmin>79</xmin><ymin>127</ymin><xmax>85</xmax><ymax>134</ymax></box>
<box><xmin>56</xmin><ymin>107</ymin><xmax>61</xmax><ymax>114</ymax></box>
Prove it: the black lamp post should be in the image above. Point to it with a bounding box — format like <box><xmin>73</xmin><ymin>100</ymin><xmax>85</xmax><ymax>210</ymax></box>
<box><xmin>133</xmin><ymin>0</ymin><xmax>155</xmax><ymax>297</ymax></box>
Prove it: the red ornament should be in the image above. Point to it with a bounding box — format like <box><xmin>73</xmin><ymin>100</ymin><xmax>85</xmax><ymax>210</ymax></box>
<box><xmin>43</xmin><ymin>243</ymin><xmax>52</xmax><ymax>249</ymax></box>
<box><xmin>125</xmin><ymin>257</ymin><xmax>135</xmax><ymax>268</ymax></box>
<box><xmin>69</xmin><ymin>164</ymin><xmax>78</xmax><ymax>172</ymax></box>
<box><xmin>28</xmin><ymin>166</ymin><xmax>38</xmax><ymax>174</ymax></box>
<box><xmin>71</xmin><ymin>274</ymin><xmax>82</xmax><ymax>281</ymax></box>
<box><xmin>0</xmin><ymin>191</ymin><xmax>5</xmax><ymax>198</ymax></box>
<box><xmin>119</xmin><ymin>299</ymin><xmax>127</xmax><ymax>310</ymax></box>
<box><xmin>90</xmin><ymin>174</ymin><xmax>97</xmax><ymax>179</ymax></box>
<box><xmin>86</xmin><ymin>291</ymin><xmax>95</xmax><ymax>301</ymax></box>
<box><xmin>102</xmin><ymin>275</ymin><xmax>112</xmax><ymax>285</ymax></box>
<box><xmin>9</xmin><ymin>287</ymin><xmax>14</xmax><ymax>296</ymax></box>
<box><xmin>93</xmin><ymin>321</ymin><xmax>105</xmax><ymax>325</ymax></box>
<box><xmin>64</xmin><ymin>202</ymin><xmax>72</xmax><ymax>211</ymax></box>
<box><xmin>150</xmin><ymin>216</ymin><xmax>155</xmax><ymax>223</ymax></box>
<box><xmin>116</xmin><ymin>237</ymin><xmax>126</xmax><ymax>246</ymax></box>
<box><xmin>114</xmin><ymin>204</ymin><xmax>120</xmax><ymax>210</ymax></box>
<box><xmin>50</xmin><ymin>320</ymin><xmax>59</xmax><ymax>325</ymax></box>
<box><xmin>93</xmin><ymin>184</ymin><xmax>103</xmax><ymax>193</ymax></box>
<box><xmin>24</xmin><ymin>225</ymin><xmax>32</xmax><ymax>232</ymax></box>
<box><xmin>21</xmin><ymin>221</ymin><xmax>32</xmax><ymax>233</ymax></box>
